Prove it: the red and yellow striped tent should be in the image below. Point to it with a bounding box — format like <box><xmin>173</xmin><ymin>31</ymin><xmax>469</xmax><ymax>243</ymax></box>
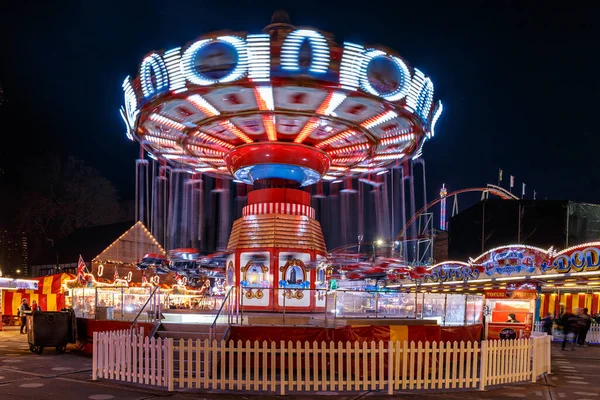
<box><xmin>2</xmin><ymin>273</ymin><xmax>75</xmax><ymax>316</ymax></box>
<box><xmin>539</xmin><ymin>292</ymin><xmax>600</xmax><ymax>318</ymax></box>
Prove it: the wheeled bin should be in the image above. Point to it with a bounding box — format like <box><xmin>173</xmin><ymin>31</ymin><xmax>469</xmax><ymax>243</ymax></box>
<box><xmin>27</xmin><ymin>310</ymin><xmax>73</xmax><ymax>354</ymax></box>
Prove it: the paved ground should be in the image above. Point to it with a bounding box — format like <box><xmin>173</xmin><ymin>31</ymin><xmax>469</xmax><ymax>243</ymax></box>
<box><xmin>1</xmin><ymin>325</ymin><xmax>599</xmax><ymax>399</ymax></box>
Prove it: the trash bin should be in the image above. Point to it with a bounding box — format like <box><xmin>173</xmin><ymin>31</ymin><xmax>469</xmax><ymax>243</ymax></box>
<box><xmin>27</xmin><ymin>311</ymin><xmax>71</xmax><ymax>354</ymax></box>
<box><xmin>61</xmin><ymin>308</ymin><xmax>78</xmax><ymax>343</ymax></box>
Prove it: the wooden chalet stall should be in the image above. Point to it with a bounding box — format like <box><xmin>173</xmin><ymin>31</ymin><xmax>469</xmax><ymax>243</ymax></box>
<box><xmin>67</xmin><ymin>221</ymin><xmax>169</xmax><ymax>320</ymax></box>
<box><xmin>91</xmin><ymin>221</ymin><xmax>167</xmax><ymax>284</ymax></box>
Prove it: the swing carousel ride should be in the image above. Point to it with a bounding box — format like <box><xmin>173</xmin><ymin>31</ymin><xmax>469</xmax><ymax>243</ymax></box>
<box><xmin>122</xmin><ymin>12</ymin><xmax>442</xmax><ymax>310</ymax></box>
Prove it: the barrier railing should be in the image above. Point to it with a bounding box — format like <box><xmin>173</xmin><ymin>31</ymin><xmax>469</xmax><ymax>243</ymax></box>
<box><xmin>93</xmin><ymin>330</ymin><xmax>552</xmax><ymax>394</ymax></box>
<box><xmin>236</xmin><ymin>288</ymin><xmax>483</xmax><ymax>326</ymax></box>
<box><xmin>131</xmin><ymin>285</ymin><xmax>161</xmax><ymax>328</ymax></box>
<box><xmin>209</xmin><ymin>287</ymin><xmax>238</xmax><ymax>342</ymax></box>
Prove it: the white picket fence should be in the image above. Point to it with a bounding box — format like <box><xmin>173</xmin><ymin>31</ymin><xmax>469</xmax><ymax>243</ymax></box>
<box><xmin>92</xmin><ymin>329</ymin><xmax>172</xmax><ymax>386</ymax></box>
<box><xmin>93</xmin><ymin>331</ymin><xmax>551</xmax><ymax>394</ymax></box>
<box><xmin>534</xmin><ymin>321</ymin><xmax>600</xmax><ymax>343</ymax></box>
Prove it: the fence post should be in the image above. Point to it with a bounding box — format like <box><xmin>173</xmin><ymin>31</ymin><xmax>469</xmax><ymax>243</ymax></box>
<box><xmin>530</xmin><ymin>338</ymin><xmax>537</xmax><ymax>383</ymax></box>
<box><xmin>92</xmin><ymin>331</ymin><xmax>98</xmax><ymax>381</ymax></box>
<box><xmin>478</xmin><ymin>340</ymin><xmax>487</xmax><ymax>391</ymax></box>
<box><xmin>387</xmin><ymin>341</ymin><xmax>393</xmax><ymax>395</ymax></box>
<box><xmin>167</xmin><ymin>338</ymin><xmax>174</xmax><ymax>391</ymax></box>
<box><xmin>546</xmin><ymin>335</ymin><xmax>552</xmax><ymax>374</ymax></box>
<box><xmin>280</xmin><ymin>340</ymin><xmax>286</xmax><ymax>396</ymax></box>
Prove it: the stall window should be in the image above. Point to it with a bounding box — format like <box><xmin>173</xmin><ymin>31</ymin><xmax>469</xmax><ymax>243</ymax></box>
<box><xmin>445</xmin><ymin>294</ymin><xmax>466</xmax><ymax>326</ymax></box>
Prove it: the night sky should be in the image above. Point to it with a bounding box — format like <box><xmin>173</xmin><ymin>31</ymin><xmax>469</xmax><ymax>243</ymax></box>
<box><xmin>2</xmin><ymin>1</ymin><xmax>599</xmax><ymax>205</ymax></box>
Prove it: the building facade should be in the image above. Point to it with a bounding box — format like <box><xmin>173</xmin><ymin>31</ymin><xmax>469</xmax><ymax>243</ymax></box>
<box><xmin>0</xmin><ymin>230</ymin><xmax>28</xmax><ymax>277</ymax></box>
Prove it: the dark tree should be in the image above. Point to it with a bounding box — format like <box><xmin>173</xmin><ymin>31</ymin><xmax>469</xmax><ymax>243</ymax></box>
<box><xmin>16</xmin><ymin>154</ymin><xmax>123</xmax><ymax>258</ymax></box>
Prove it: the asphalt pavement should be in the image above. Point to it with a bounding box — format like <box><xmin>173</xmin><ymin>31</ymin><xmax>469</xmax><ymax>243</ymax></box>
<box><xmin>1</xmin><ymin>325</ymin><xmax>600</xmax><ymax>399</ymax></box>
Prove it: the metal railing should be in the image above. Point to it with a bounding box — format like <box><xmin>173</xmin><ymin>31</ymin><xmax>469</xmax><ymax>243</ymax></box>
<box><xmin>131</xmin><ymin>285</ymin><xmax>161</xmax><ymax>329</ymax></box>
<box><xmin>235</xmin><ymin>287</ymin><xmax>483</xmax><ymax>326</ymax></box>
<box><xmin>208</xmin><ymin>286</ymin><xmax>238</xmax><ymax>342</ymax></box>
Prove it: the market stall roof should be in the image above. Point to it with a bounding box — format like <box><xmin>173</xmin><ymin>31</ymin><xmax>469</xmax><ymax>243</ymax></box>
<box><xmin>93</xmin><ymin>221</ymin><xmax>165</xmax><ymax>265</ymax></box>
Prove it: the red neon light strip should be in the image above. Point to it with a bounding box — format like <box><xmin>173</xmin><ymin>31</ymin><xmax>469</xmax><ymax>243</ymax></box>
<box><xmin>326</xmin><ymin>142</ymin><xmax>369</xmax><ymax>156</ymax></box>
<box><xmin>315</xmin><ymin>129</ymin><xmax>353</xmax><ymax>148</ymax></box>
<box><xmin>294</xmin><ymin>92</ymin><xmax>336</xmax><ymax>144</ymax></box>
<box><xmin>294</xmin><ymin>119</ymin><xmax>319</xmax><ymax>144</ymax></box>
<box><xmin>193</xmin><ymin>131</ymin><xmax>235</xmax><ymax>149</ymax></box>
<box><xmin>196</xmin><ymin>157</ymin><xmax>226</xmax><ymax>164</ymax></box>
<box><xmin>187</xmin><ymin>144</ymin><xmax>225</xmax><ymax>157</ymax></box>
<box><xmin>262</xmin><ymin>114</ymin><xmax>277</xmax><ymax>141</ymax></box>
<box><xmin>218</xmin><ymin>120</ymin><xmax>253</xmax><ymax>144</ymax></box>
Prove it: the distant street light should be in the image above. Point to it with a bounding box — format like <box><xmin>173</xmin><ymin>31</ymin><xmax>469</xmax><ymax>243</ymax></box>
<box><xmin>16</xmin><ymin>269</ymin><xmax>21</xmax><ymax>274</ymax></box>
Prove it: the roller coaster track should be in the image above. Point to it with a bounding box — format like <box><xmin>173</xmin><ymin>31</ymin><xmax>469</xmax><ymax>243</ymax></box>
<box><xmin>329</xmin><ymin>184</ymin><xmax>517</xmax><ymax>254</ymax></box>
<box><xmin>395</xmin><ymin>184</ymin><xmax>518</xmax><ymax>240</ymax></box>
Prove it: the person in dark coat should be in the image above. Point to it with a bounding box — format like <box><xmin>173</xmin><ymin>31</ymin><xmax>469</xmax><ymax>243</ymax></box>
<box><xmin>542</xmin><ymin>313</ymin><xmax>553</xmax><ymax>336</ymax></box>
<box><xmin>18</xmin><ymin>299</ymin><xmax>31</xmax><ymax>334</ymax></box>
<box><xmin>577</xmin><ymin>308</ymin><xmax>592</xmax><ymax>346</ymax></box>
<box><xmin>507</xmin><ymin>313</ymin><xmax>520</xmax><ymax>323</ymax></box>
<box><xmin>561</xmin><ymin>311</ymin><xmax>579</xmax><ymax>351</ymax></box>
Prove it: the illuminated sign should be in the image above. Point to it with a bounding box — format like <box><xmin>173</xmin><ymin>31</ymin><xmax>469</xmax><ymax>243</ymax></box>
<box><xmin>552</xmin><ymin>246</ymin><xmax>600</xmax><ymax>273</ymax></box>
<box><xmin>485</xmin><ymin>289</ymin><xmax>538</xmax><ymax>300</ymax></box>
<box><xmin>123</xmin><ymin>29</ymin><xmax>438</xmax><ymax>130</ymax></box>
<box><xmin>471</xmin><ymin>245</ymin><xmax>551</xmax><ymax>277</ymax></box>
<box><xmin>0</xmin><ymin>278</ymin><xmax>38</xmax><ymax>291</ymax></box>
<box><xmin>499</xmin><ymin>328</ymin><xmax>517</xmax><ymax>340</ymax></box>
<box><xmin>420</xmin><ymin>264</ymin><xmax>480</xmax><ymax>283</ymax></box>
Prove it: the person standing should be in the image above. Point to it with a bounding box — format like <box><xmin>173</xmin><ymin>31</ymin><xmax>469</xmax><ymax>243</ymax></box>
<box><xmin>542</xmin><ymin>313</ymin><xmax>554</xmax><ymax>336</ymax></box>
<box><xmin>577</xmin><ymin>307</ymin><xmax>592</xmax><ymax>347</ymax></box>
<box><xmin>31</xmin><ymin>300</ymin><xmax>41</xmax><ymax>312</ymax></box>
<box><xmin>560</xmin><ymin>310</ymin><xmax>579</xmax><ymax>351</ymax></box>
<box><xmin>19</xmin><ymin>298</ymin><xmax>31</xmax><ymax>334</ymax></box>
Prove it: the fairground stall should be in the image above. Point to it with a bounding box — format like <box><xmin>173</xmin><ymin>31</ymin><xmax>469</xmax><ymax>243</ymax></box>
<box><xmin>378</xmin><ymin>242</ymin><xmax>600</xmax><ymax>339</ymax></box>
<box><xmin>537</xmin><ymin>242</ymin><xmax>600</xmax><ymax>318</ymax></box>
<box><xmin>484</xmin><ymin>288</ymin><xmax>536</xmax><ymax>340</ymax></box>
<box><xmin>66</xmin><ymin>265</ymin><xmax>221</xmax><ymax>322</ymax></box>
<box><xmin>90</xmin><ymin>221</ymin><xmax>170</xmax><ymax>286</ymax></box>
<box><xmin>0</xmin><ymin>277</ymin><xmax>39</xmax><ymax>330</ymax></box>
<box><xmin>382</xmin><ymin>245</ymin><xmax>551</xmax><ymax>339</ymax></box>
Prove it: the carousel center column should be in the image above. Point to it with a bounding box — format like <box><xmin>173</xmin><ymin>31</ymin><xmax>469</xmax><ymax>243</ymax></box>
<box><xmin>225</xmin><ymin>186</ymin><xmax>328</xmax><ymax>312</ymax></box>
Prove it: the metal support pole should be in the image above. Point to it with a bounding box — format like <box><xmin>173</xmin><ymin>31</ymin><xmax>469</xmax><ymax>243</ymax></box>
<box><xmin>464</xmin><ymin>294</ymin><xmax>468</xmax><ymax>325</ymax></box>
<box><xmin>481</xmin><ymin>200</ymin><xmax>486</xmax><ymax>253</ymax></box>
<box><xmin>442</xmin><ymin>293</ymin><xmax>448</xmax><ymax>326</ymax></box>
<box><xmin>240</xmin><ymin>288</ymin><xmax>244</xmax><ymax>326</ymax></box>
<box><xmin>400</xmin><ymin>166</ymin><xmax>408</xmax><ymax>261</ymax></box>
<box><xmin>414</xmin><ymin>291</ymin><xmax>418</xmax><ymax>319</ymax></box>
<box><xmin>282</xmin><ymin>289</ymin><xmax>286</xmax><ymax>325</ymax></box>
<box><xmin>325</xmin><ymin>290</ymin><xmax>329</xmax><ymax>324</ymax></box>
<box><xmin>334</xmin><ymin>291</ymin><xmax>338</xmax><ymax>319</ymax></box>
<box><xmin>409</xmin><ymin>163</ymin><xmax>417</xmax><ymax>261</ymax></box>
<box><xmin>566</xmin><ymin>203</ymin><xmax>570</xmax><ymax>247</ymax></box>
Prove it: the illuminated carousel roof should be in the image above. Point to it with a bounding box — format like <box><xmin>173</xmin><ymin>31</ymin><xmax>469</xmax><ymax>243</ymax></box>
<box><xmin>121</xmin><ymin>14</ymin><xmax>442</xmax><ymax>185</ymax></box>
